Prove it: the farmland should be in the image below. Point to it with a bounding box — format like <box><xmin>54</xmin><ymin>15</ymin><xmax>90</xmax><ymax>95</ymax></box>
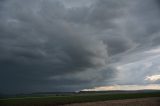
<box><xmin>64</xmin><ymin>97</ymin><xmax>160</xmax><ymax>106</ymax></box>
<box><xmin>0</xmin><ymin>91</ymin><xmax>160</xmax><ymax>106</ymax></box>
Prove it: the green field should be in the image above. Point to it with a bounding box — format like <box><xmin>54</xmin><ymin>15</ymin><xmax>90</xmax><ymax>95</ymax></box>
<box><xmin>1</xmin><ymin>92</ymin><xmax>160</xmax><ymax>106</ymax></box>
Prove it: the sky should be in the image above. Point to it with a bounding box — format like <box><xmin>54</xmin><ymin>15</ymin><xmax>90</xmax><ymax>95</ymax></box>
<box><xmin>1</xmin><ymin>0</ymin><xmax>160</xmax><ymax>94</ymax></box>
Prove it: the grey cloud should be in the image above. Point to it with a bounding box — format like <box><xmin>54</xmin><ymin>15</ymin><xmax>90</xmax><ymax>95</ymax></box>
<box><xmin>1</xmin><ymin>0</ymin><xmax>160</xmax><ymax>94</ymax></box>
<box><xmin>0</xmin><ymin>0</ymin><xmax>109</xmax><ymax>94</ymax></box>
<box><xmin>102</xmin><ymin>36</ymin><xmax>133</xmax><ymax>56</ymax></box>
<box><xmin>125</xmin><ymin>0</ymin><xmax>160</xmax><ymax>45</ymax></box>
<box><xmin>66</xmin><ymin>0</ymin><xmax>126</xmax><ymax>29</ymax></box>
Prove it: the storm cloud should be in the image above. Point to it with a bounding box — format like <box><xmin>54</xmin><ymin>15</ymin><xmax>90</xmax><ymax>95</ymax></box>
<box><xmin>0</xmin><ymin>0</ymin><xmax>160</xmax><ymax>94</ymax></box>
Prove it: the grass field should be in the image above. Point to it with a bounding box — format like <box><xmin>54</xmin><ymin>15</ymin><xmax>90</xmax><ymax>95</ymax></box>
<box><xmin>0</xmin><ymin>92</ymin><xmax>160</xmax><ymax>106</ymax></box>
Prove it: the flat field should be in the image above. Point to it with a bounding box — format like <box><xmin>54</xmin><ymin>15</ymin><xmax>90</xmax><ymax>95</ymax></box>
<box><xmin>64</xmin><ymin>97</ymin><xmax>160</xmax><ymax>106</ymax></box>
<box><xmin>0</xmin><ymin>92</ymin><xmax>160</xmax><ymax>106</ymax></box>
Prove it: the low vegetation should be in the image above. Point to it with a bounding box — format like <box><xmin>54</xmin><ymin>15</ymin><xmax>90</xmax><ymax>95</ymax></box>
<box><xmin>0</xmin><ymin>92</ymin><xmax>160</xmax><ymax>106</ymax></box>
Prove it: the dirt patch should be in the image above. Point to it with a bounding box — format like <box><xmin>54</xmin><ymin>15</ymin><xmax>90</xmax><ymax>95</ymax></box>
<box><xmin>63</xmin><ymin>97</ymin><xmax>160</xmax><ymax>106</ymax></box>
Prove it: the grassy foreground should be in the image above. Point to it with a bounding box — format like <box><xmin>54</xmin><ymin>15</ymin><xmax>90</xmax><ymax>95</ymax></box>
<box><xmin>0</xmin><ymin>92</ymin><xmax>160</xmax><ymax>106</ymax></box>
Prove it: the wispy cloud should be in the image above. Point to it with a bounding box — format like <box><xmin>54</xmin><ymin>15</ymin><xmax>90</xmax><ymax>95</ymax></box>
<box><xmin>145</xmin><ymin>75</ymin><xmax>160</xmax><ymax>82</ymax></box>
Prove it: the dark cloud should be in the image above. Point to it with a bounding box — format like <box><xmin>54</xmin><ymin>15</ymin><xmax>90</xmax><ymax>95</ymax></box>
<box><xmin>0</xmin><ymin>0</ymin><xmax>160</xmax><ymax>94</ymax></box>
<box><xmin>0</xmin><ymin>0</ymin><xmax>109</xmax><ymax>94</ymax></box>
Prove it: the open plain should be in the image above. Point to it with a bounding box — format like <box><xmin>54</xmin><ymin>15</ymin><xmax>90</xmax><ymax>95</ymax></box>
<box><xmin>64</xmin><ymin>97</ymin><xmax>160</xmax><ymax>106</ymax></box>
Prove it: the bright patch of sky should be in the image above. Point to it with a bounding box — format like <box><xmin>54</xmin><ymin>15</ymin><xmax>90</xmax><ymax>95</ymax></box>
<box><xmin>82</xmin><ymin>84</ymin><xmax>160</xmax><ymax>91</ymax></box>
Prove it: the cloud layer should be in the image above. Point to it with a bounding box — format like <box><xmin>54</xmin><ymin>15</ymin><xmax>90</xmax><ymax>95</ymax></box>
<box><xmin>0</xmin><ymin>0</ymin><xmax>160</xmax><ymax>94</ymax></box>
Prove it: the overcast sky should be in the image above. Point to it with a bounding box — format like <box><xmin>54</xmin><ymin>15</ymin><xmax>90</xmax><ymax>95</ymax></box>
<box><xmin>1</xmin><ymin>0</ymin><xmax>160</xmax><ymax>94</ymax></box>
